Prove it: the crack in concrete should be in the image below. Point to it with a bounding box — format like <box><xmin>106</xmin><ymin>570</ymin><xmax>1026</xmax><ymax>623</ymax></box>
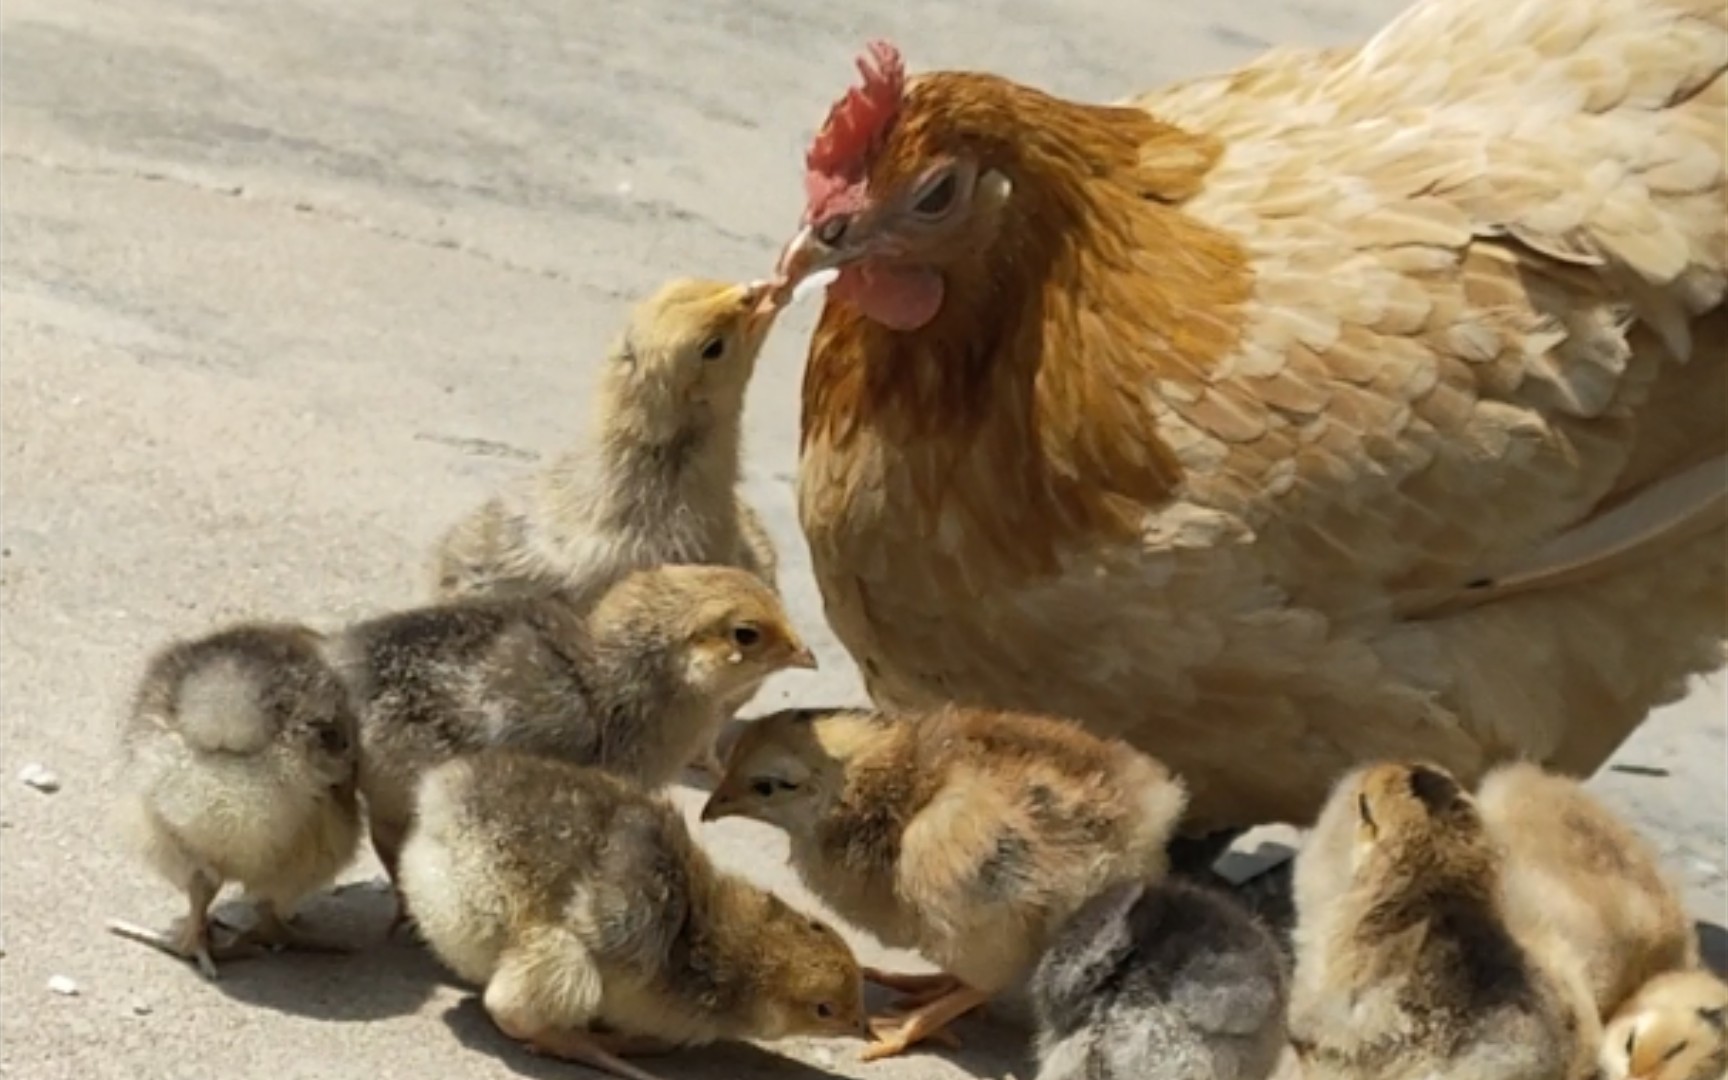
<box><xmin>2</xmin><ymin>151</ymin><xmax>575</xmax><ymax>284</ymax></box>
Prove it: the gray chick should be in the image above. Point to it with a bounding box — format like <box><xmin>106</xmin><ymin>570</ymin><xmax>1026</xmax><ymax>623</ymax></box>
<box><xmin>328</xmin><ymin>564</ymin><xmax>813</xmax><ymax>901</ymax></box>
<box><xmin>1030</xmin><ymin>876</ymin><xmax>1288</xmax><ymax>1080</ymax></box>
<box><xmin>110</xmin><ymin>623</ymin><xmax>362</xmax><ymax>977</ymax></box>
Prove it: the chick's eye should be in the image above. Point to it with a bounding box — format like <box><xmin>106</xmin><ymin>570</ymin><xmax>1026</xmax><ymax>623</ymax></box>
<box><xmin>699</xmin><ymin>336</ymin><xmax>726</xmax><ymax>361</ymax></box>
<box><xmin>815</xmin><ymin>1003</ymin><xmax>834</xmax><ymax>1019</ymax></box>
<box><xmin>750</xmin><ymin>779</ymin><xmax>776</xmax><ymax>798</ymax></box>
<box><xmin>1662</xmin><ymin>1040</ymin><xmax>1689</xmax><ymax>1061</ymax></box>
<box><xmin>1625</xmin><ymin>1031</ymin><xmax>1637</xmax><ymax>1055</ymax></box>
<box><xmin>731</xmin><ymin>624</ymin><xmax>761</xmax><ymax>647</ymax></box>
<box><xmin>913</xmin><ymin>171</ymin><xmax>958</xmax><ymax>217</ymax></box>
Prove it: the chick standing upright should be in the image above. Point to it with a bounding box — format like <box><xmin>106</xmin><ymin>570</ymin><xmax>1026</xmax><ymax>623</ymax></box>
<box><xmin>1029</xmin><ymin>876</ymin><xmax>1288</xmax><ymax>1080</ymax></box>
<box><xmin>1600</xmin><ymin>968</ymin><xmax>1728</xmax><ymax>1080</ymax></box>
<box><xmin>430</xmin><ymin>278</ymin><xmax>785</xmax><ymax>775</ymax></box>
<box><xmin>1476</xmin><ymin>762</ymin><xmax>1700</xmax><ymax>1018</ymax></box>
<box><xmin>330</xmin><ymin>564</ymin><xmax>814</xmax><ymax>895</ymax></box>
<box><xmin>111</xmin><ymin>623</ymin><xmax>362</xmax><ymax>977</ymax></box>
<box><xmin>398</xmin><ymin>750</ymin><xmax>865</xmax><ymax>1080</ymax></box>
<box><xmin>1287</xmin><ymin>761</ymin><xmax>1599</xmax><ymax>1080</ymax></box>
<box><xmin>701</xmin><ymin>704</ymin><xmax>1187</xmax><ymax>1060</ymax></box>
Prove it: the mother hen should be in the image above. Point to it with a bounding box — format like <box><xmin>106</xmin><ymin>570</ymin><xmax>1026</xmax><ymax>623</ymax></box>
<box><xmin>767</xmin><ymin>0</ymin><xmax>1728</xmax><ymax>834</ymax></box>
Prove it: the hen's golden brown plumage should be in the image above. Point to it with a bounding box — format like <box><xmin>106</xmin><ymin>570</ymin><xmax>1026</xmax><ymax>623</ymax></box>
<box><xmin>770</xmin><ymin>0</ymin><xmax>1728</xmax><ymax>830</ymax></box>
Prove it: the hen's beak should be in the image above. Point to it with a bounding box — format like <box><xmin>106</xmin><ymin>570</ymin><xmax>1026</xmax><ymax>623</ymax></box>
<box><xmin>769</xmin><ymin>224</ymin><xmax>856</xmax><ymax>306</ymax></box>
<box><xmin>787</xmin><ymin>644</ymin><xmax>819</xmax><ymax>671</ymax></box>
<box><xmin>699</xmin><ymin>793</ymin><xmax>735</xmax><ymax>822</ymax></box>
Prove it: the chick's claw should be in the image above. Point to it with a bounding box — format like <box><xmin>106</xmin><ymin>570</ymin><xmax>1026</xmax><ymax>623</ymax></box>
<box><xmin>859</xmin><ymin>985</ymin><xmax>989</xmax><ymax>1061</ymax></box>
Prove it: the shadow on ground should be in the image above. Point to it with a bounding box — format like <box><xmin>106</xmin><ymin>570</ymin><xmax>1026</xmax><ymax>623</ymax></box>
<box><xmin>198</xmin><ymin>880</ymin><xmax>452</xmax><ymax>1022</ymax></box>
<box><xmin>1698</xmin><ymin>921</ymin><xmax>1727</xmax><ymax>975</ymax></box>
<box><xmin>442</xmin><ymin>985</ymin><xmax>1034</xmax><ymax>1079</ymax></box>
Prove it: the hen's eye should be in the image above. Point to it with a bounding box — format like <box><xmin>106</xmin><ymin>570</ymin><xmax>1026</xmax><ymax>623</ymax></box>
<box><xmin>700</xmin><ymin>336</ymin><xmax>726</xmax><ymax>361</ymax></box>
<box><xmin>914</xmin><ymin>172</ymin><xmax>958</xmax><ymax>217</ymax></box>
<box><xmin>815</xmin><ymin>1003</ymin><xmax>835</xmax><ymax>1019</ymax></box>
<box><xmin>731</xmin><ymin>624</ymin><xmax>761</xmax><ymax>647</ymax></box>
<box><xmin>816</xmin><ymin>215</ymin><xmax>850</xmax><ymax>246</ymax></box>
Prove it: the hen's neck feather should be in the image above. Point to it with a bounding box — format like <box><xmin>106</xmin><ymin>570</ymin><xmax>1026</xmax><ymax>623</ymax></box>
<box><xmin>800</xmin><ymin>80</ymin><xmax>1253</xmax><ymax>568</ymax></box>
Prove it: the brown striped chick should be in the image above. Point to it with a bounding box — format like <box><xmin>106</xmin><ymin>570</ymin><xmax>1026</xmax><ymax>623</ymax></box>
<box><xmin>110</xmin><ymin>623</ymin><xmax>362</xmax><ymax>978</ymax></box>
<box><xmin>329</xmin><ymin>564</ymin><xmax>813</xmax><ymax>908</ymax></box>
<box><xmin>1601</xmin><ymin>969</ymin><xmax>1728</xmax><ymax>1080</ymax></box>
<box><xmin>700</xmin><ymin>704</ymin><xmax>1187</xmax><ymax>1061</ymax></box>
<box><xmin>1476</xmin><ymin>762</ymin><xmax>1700</xmax><ymax>1019</ymax></box>
<box><xmin>429</xmin><ymin>278</ymin><xmax>783</xmax><ymax>775</ymax></box>
<box><xmin>398</xmin><ymin>750</ymin><xmax>865</xmax><ymax>1080</ymax></box>
<box><xmin>1288</xmin><ymin>761</ymin><xmax>1599</xmax><ymax>1080</ymax></box>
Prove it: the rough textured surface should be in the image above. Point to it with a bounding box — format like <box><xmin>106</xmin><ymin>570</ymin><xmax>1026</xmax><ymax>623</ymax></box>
<box><xmin>0</xmin><ymin>1</ymin><xmax>1721</xmax><ymax>1078</ymax></box>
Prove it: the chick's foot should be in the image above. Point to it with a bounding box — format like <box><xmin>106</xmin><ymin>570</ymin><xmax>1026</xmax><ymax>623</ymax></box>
<box><xmin>496</xmin><ymin>1017</ymin><xmax>670</xmax><ymax>1080</ymax></box>
<box><xmin>106</xmin><ymin>916</ymin><xmax>262</xmax><ymax>980</ymax></box>
<box><xmin>860</xmin><ymin>984</ymin><xmax>988</xmax><ymax>1061</ymax></box>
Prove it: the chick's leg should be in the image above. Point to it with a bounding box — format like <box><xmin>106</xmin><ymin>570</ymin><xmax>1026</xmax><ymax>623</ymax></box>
<box><xmin>861</xmin><ymin>984</ymin><xmax>990</xmax><ymax>1062</ymax></box>
<box><xmin>107</xmin><ymin>869</ymin><xmax>240</xmax><ymax>979</ymax></box>
<box><xmin>368</xmin><ymin>824</ymin><xmax>415</xmax><ymax>938</ymax></box>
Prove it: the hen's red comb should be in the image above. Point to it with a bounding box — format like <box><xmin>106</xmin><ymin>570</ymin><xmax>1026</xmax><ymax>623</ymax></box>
<box><xmin>804</xmin><ymin>40</ymin><xmax>905</xmax><ymax>220</ymax></box>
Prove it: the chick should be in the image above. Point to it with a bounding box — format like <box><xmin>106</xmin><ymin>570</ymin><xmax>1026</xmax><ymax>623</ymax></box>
<box><xmin>330</xmin><ymin>564</ymin><xmax>813</xmax><ymax>901</ymax></box>
<box><xmin>1029</xmin><ymin>875</ymin><xmax>1288</xmax><ymax>1080</ymax></box>
<box><xmin>700</xmin><ymin>704</ymin><xmax>1188</xmax><ymax>1061</ymax></box>
<box><xmin>1600</xmin><ymin>969</ymin><xmax>1728</xmax><ymax>1080</ymax></box>
<box><xmin>430</xmin><ymin>276</ymin><xmax>779</xmax><ymax>604</ymax></box>
<box><xmin>430</xmin><ymin>278</ymin><xmax>783</xmax><ymax>776</ymax></box>
<box><xmin>397</xmin><ymin>749</ymin><xmax>865</xmax><ymax>1080</ymax></box>
<box><xmin>1477</xmin><ymin>761</ymin><xmax>1700</xmax><ymax>1018</ymax></box>
<box><xmin>1287</xmin><ymin>761</ymin><xmax>1599</xmax><ymax>1080</ymax></box>
<box><xmin>109</xmin><ymin>623</ymin><xmax>362</xmax><ymax>978</ymax></box>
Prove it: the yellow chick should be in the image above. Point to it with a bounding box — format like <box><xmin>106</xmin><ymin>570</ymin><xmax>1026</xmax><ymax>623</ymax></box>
<box><xmin>700</xmin><ymin>704</ymin><xmax>1187</xmax><ymax>1061</ymax></box>
<box><xmin>1288</xmin><ymin>761</ymin><xmax>1599</xmax><ymax>1080</ymax></box>
<box><xmin>1600</xmin><ymin>969</ymin><xmax>1728</xmax><ymax>1080</ymax></box>
<box><xmin>429</xmin><ymin>277</ymin><xmax>782</xmax><ymax>774</ymax></box>
<box><xmin>329</xmin><ymin>564</ymin><xmax>813</xmax><ymax>904</ymax></box>
<box><xmin>397</xmin><ymin>749</ymin><xmax>866</xmax><ymax>1080</ymax></box>
<box><xmin>1477</xmin><ymin>762</ymin><xmax>1700</xmax><ymax>1018</ymax></box>
<box><xmin>110</xmin><ymin>623</ymin><xmax>362</xmax><ymax>978</ymax></box>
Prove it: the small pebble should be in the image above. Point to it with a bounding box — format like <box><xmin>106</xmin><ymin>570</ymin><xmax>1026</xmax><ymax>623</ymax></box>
<box><xmin>129</xmin><ymin>1000</ymin><xmax>153</xmax><ymax>1017</ymax></box>
<box><xmin>48</xmin><ymin>975</ymin><xmax>79</xmax><ymax>997</ymax></box>
<box><xmin>18</xmin><ymin>763</ymin><xmax>60</xmax><ymax>794</ymax></box>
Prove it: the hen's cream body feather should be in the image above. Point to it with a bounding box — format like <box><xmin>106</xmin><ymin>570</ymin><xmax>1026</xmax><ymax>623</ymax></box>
<box><xmin>799</xmin><ymin>0</ymin><xmax>1728</xmax><ymax>828</ymax></box>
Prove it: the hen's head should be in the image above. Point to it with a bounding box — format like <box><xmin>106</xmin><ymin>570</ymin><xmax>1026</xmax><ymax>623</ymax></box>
<box><xmin>773</xmin><ymin>41</ymin><xmax>1048</xmax><ymax>332</ymax></box>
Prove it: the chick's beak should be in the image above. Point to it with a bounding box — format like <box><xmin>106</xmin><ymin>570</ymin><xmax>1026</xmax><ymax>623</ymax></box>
<box><xmin>787</xmin><ymin>644</ymin><xmax>819</xmax><ymax>671</ymax></box>
<box><xmin>699</xmin><ymin>793</ymin><xmax>734</xmax><ymax>822</ymax></box>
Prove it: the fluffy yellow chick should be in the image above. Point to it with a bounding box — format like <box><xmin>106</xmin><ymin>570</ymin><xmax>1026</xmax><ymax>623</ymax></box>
<box><xmin>1477</xmin><ymin>762</ymin><xmax>1700</xmax><ymax>1018</ymax></box>
<box><xmin>701</xmin><ymin>704</ymin><xmax>1187</xmax><ymax>1061</ymax></box>
<box><xmin>397</xmin><ymin>750</ymin><xmax>866</xmax><ymax>1080</ymax></box>
<box><xmin>329</xmin><ymin>564</ymin><xmax>813</xmax><ymax>904</ymax></box>
<box><xmin>110</xmin><ymin>623</ymin><xmax>362</xmax><ymax>977</ymax></box>
<box><xmin>430</xmin><ymin>277</ymin><xmax>782</xmax><ymax>774</ymax></box>
<box><xmin>1600</xmin><ymin>969</ymin><xmax>1728</xmax><ymax>1080</ymax></box>
<box><xmin>1288</xmin><ymin>761</ymin><xmax>1599</xmax><ymax>1080</ymax></box>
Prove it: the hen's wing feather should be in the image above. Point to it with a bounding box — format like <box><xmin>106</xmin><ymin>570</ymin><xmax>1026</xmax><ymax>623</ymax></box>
<box><xmin>1130</xmin><ymin>0</ymin><xmax>1725</xmax><ymax>616</ymax></box>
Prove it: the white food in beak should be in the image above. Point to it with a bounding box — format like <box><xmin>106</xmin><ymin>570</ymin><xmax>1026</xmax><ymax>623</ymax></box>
<box><xmin>791</xmin><ymin>267</ymin><xmax>841</xmax><ymax>305</ymax></box>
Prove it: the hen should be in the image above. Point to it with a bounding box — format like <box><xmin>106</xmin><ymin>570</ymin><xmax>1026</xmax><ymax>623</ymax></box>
<box><xmin>768</xmin><ymin>0</ymin><xmax>1728</xmax><ymax>831</ymax></box>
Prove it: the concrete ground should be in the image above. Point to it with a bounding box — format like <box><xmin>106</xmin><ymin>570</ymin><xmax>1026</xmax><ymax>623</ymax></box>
<box><xmin>2</xmin><ymin>0</ymin><xmax>1723</xmax><ymax>1077</ymax></box>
